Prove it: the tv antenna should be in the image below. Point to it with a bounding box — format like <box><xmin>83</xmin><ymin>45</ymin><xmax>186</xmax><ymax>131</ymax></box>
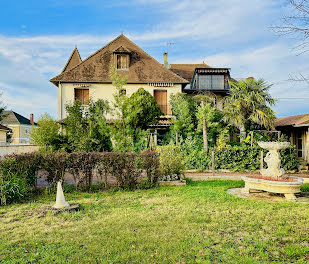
<box><xmin>166</xmin><ymin>42</ymin><xmax>175</xmax><ymax>53</ymax></box>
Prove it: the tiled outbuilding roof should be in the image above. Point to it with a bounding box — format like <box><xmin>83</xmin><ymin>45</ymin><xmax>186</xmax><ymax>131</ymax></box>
<box><xmin>275</xmin><ymin>114</ymin><xmax>309</xmax><ymax>127</ymax></box>
<box><xmin>51</xmin><ymin>34</ymin><xmax>188</xmax><ymax>85</ymax></box>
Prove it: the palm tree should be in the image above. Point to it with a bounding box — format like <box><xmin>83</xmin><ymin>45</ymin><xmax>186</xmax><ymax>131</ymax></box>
<box><xmin>224</xmin><ymin>78</ymin><xmax>276</xmax><ymax>139</ymax></box>
<box><xmin>194</xmin><ymin>91</ymin><xmax>217</xmax><ymax>152</ymax></box>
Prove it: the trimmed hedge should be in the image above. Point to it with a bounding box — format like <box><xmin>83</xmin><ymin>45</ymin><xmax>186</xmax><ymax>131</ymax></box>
<box><xmin>0</xmin><ymin>151</ymin><xmax>159</xmax><ymax>205</ymax></box>
<box><xmin>214</xmin><ymin>145</ymin><xmax>298</xmax><ymax>172</ymax></box>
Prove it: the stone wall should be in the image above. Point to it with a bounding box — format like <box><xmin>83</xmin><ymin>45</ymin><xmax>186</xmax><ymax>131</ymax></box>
<box><xmin>0</xmin><ymin>144</ymin><xmax>39</xmax><ymax>156</ymax></box>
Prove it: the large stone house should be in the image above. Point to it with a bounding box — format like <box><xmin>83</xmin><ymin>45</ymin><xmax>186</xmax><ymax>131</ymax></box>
<box><xmin>51</xmin><ymin>34</ymin><xmax>232</xmax><ymax>122</ymax></box>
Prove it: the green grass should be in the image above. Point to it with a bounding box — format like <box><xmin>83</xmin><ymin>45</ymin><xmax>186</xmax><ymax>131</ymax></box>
<box><xmin>0</xmin><ymin>181</ymin><xmax>309</xmax><ymax>264</ymax></box>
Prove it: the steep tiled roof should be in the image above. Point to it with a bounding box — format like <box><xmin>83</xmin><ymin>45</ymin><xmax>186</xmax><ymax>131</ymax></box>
<box><xmin>169</xmin><ymin>63</ymin><xmax>210</xmax><ymax>82</ymax></box>
<box><xmin>62</xmin><ymin>46</ymin><xmax>82</xmax><ymax>73</ymax></box>
<box><xmin>275</xmin><ymin>114</ymin><xmax>309</xmax><ymax>127</ymax></box>
<box><xmin>1</xmin><ymin>111</ymin><xmax>37</xmax><ymax>126</ymax></box>
<box><xmin>51</xmin><ymin>34</ymin><xmax>188</xmax><ymax>85</ymax></box>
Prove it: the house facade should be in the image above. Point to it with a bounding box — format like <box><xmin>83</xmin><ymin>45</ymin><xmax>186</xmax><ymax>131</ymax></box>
<box><xmin>51</xmin><ymin>34</ymin><xmax>188</xmax><ymax>120</ymax></box>
<box><xmin>51</xmin><ymin>34</ymin><xmax>233</xmax><ymax>121</ymax></box>
<box><xmin>275</xmin><ymin>114</ymin><xmax>309</xmax><ymax>166</ymax></box>
<box><xmin>1</xmin><ymin>111</ymin><xmax>37</xmax><ymax>144</ymax></box>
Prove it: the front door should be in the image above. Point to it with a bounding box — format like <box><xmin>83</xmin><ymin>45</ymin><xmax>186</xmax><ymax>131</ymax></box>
<box><xmin>154</xmin><ymin>90</ymin><xmax>167</xmax><ymax>115</ymax></box>
<box><xmin>297</xmin><ymin>131</ymin><xmax>303</xmax><ymax>158</ymax></box>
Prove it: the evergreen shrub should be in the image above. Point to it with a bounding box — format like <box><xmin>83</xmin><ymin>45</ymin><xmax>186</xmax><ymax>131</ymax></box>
<box><xmin>0</xmin><ymin>151</ymin><xmax>160</xmax><ymax>205</ymax></box>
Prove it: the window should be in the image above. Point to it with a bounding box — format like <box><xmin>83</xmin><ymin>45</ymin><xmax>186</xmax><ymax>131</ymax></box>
<box><xmin>199</xmin><ymin>75</ymin><xmax>225</xmax><ymax>89</ymax></box>
<box><xmin>116</xmin><ymin>54</ymin><xmax>129</xmax><ymax>69</ymax></box>
<box><xmin>75</xmin><ymin>88</ymin><xmax>89</xmax><ymax>104</ymax></box>
<box><xmin>120</xmin><ymin>89</ymin><xmax>126</xmax><ymax>96</ymax></box>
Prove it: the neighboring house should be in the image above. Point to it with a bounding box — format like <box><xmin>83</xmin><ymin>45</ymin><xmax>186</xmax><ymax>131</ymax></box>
<box><xmin>50</xmin><ymin>34</ymin><xmax>234</xmax><ymax>121</ymax></box>
<box><xmin>0</xmin><ymin>125</ymin><xmax>10</xmax><ymax>145</ymax></box>
<box><xmin>1</xmin><ymin>111</ymin><xmax>37</xmax><ymax>144</ymax></box>
<box><xmin>275</xmin><ymin>114</ymin><xmax>309</xmax><ymax>165</ymax></box>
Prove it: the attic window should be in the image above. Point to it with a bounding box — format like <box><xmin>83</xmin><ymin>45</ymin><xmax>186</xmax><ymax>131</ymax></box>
<box><xmin>116</xmin><ymin>54</ymin><xmax>129</xmax><ymax>70</ymax></box>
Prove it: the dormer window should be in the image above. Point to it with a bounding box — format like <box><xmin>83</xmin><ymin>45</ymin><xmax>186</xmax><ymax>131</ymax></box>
<box><xmin>116</xmin><ymin>54</ymin><xmax>129</xmax><ymax>70</ymax></box>
<box><xmin>113</xmin><ymin>46</ymin><xmax>131</xmax><ymax>70</ymax></box>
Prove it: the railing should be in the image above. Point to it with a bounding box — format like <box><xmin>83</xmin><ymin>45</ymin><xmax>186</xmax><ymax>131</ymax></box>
<box><xmin>158</xmin><ymin>104</ymin><xmax>172</xmax><ymax>115</ymax></box>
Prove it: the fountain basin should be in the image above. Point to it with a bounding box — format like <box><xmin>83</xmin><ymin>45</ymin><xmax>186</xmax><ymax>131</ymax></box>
<box><xmin>242</xmin><ymin>176</ymin><xmax>303</xmax><ymax>201</ymax></box>
<box><xmin>257</xmin><ymin>141</ymin><xmax>290</xmax><ymax>150</ymax></box>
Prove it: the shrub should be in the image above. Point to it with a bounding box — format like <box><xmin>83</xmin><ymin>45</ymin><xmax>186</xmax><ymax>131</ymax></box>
<box><xmin>157</xmin><ymin>145</ymin><xmax>184</xmax><ymax>176</ymax></box>
<box><xmin>30</xmin><ymin>113</ymin><xmax>68</xmax><ymax>152</ymax></box>
<box><xmin>0</xmin><ymin>153</ymin><xmax>41</xmax><ymax>205</ymax></box>
<box><xmin>213</xmin><ymin>145</ymin><xmax>298</xmax><ymax>172</ymax></box>
<box><xmin>179</xmin><ymin>138</ymin><xmax>298</xmax><ymax>172</ymax></box>
<box><xmin>0</xmin><ymin>151</ymin><xmax>160</xmax><ymax>205</ymax></box>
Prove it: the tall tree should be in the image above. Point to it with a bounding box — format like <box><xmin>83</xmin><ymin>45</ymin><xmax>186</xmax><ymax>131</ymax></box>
<box><xmin>123</xmin><ymin>87</ymin><xmax>162</xmax><ymax>137</ymax></box>
<box><xmin>30</xmin><ymin>113</ymin><xmax>67</xmax><ymax>152</ymax></box>
<box><xmin>108</xmin><ymin>67</ymin><xmax>133</xmax><ymax>152</ymax></box>
<box><xmin>223</xmin><ymin>78</ymin><xmax>276</xmax><ymax>137</ymax></box>
<box><xmin>271</xmin><ymin>0</ymin><xmax>309</xmax><ymax>55</ymax></box>
<box><xmin>65</xmin><ymin>99</ymin><xmax>112</xmax><ymax>152</ymax></box>
<box><xmin>271</xmin><ymin>0</ymin><xmax>309</xmax><ymax>81</ymax></box>
<box><xmin>169</xmin><ymin>93</ymin><xmax>197</xmax><ymax>136</ymax></box>
<box><xmin>194</xmin><ymin>92</ymin><xmax>218</xmax><ymax>152</ymax></box>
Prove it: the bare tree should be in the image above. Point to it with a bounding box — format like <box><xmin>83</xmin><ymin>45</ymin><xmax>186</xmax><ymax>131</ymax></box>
<box><xmin>271</xmin><ymin>0</ymin><xmax>309</xmax><ymax>81</ymax></box>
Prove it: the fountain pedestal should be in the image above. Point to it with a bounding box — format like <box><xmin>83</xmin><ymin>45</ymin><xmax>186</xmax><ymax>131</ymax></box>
<box><xmin>242</xmin><ymin>142</ymin><xmax>303</xmax><ymax>201</ymax></box>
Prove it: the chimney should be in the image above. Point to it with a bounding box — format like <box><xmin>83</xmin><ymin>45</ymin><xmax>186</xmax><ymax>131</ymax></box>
<box><xmin>30</xmin><ymin>113</ymin><xmax>34</xmax><ymax>125</ymax></box>
<box><xmin>163</xmin><ymin>52</ymin><xmax>169</xmax><ymax>69</ymax></box>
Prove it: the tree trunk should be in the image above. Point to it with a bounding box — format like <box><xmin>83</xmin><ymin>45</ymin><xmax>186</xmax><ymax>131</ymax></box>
<box><xmin>201</xmin><ymin>101</ymin><xmax>208</xmax><ymax>152</ymax></box>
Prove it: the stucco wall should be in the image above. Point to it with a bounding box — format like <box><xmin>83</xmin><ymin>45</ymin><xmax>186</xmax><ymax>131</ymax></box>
<box><xmin>6</xmin><ymin>124</ymin><xmax>34</xmax><ymax>144</ymax></box>
<box><xmin>0</xmin><ymin>131</ymin><xmax>7</xmax><ymax>144</ymax></box>
<box><xmin>58</xmin><ymin>82</ymin><xmax>182</xmax><ymax>120</ymax></box>
<box><xmin>0</xmin><ymin>144</ymin><xmax>39</xmax><ymax>156</ymax></box>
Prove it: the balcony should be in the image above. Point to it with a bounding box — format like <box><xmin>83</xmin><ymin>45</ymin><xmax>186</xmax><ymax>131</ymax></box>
<box><xmin>158</xmin><ymin>104</ymin><xmax>172</xmax><ymax>116</ymax></box>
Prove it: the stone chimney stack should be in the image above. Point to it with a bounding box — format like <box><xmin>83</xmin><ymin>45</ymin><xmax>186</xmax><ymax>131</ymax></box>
<box><xmin>30</xmin><ymin>113</ymin><xmax>34</xmax><ymax>125</ymax></box>
<box><xmin>163</xmin><ymin>52</ymin><xmax>169</xmax><ymax>69</ymax></box>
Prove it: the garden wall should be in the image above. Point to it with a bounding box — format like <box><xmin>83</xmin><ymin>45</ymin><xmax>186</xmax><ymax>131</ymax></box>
<box><xmin>0</xmin><ymin>144</ymin><xmax>39</xmax><ymax>156</ymax></box>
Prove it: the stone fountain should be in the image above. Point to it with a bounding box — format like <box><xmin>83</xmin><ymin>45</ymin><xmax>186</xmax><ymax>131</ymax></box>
<box><xmin>242</xmin><ymin>141</ymin><xmax>303</xmax><ymax>201</ymax></box>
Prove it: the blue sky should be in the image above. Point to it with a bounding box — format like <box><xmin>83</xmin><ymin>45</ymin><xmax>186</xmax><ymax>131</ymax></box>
<box><xmin>0</xmin><ymin>0</ymin><xmax>308</xmax><ymax>120</ymax></box>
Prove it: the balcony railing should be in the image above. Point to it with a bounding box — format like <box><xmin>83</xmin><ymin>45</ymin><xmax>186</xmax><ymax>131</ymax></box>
<box><xmin>158</xmin><ymin>104</ymin><xmax>172</xmax><ymax>116</ymax></box>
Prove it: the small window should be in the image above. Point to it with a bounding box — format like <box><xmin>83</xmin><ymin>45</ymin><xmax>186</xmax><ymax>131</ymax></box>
<box><xmin>75</xmin><ymin>88</ymin><xmax>89</xmax><ymax>104</ymax></box>
<box><xmin>116</xmin><ymin>54</ymin><xmax>129</xmax><ymax>69</ymax></box>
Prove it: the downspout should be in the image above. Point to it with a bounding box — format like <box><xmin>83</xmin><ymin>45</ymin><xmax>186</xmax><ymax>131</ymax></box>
<box><xmin>59</xmin><ymin>81</ymin><xmax>62</xmax><ymax>120</ymax></box>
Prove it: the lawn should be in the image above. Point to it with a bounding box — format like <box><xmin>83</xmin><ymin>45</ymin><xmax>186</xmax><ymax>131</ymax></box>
<box><xmin>0</xmin><ymin>181</ymin><xmax>308</xmax><ymax>264</ymax></box>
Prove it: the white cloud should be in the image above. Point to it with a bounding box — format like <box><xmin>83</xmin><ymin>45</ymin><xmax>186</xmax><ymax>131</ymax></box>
<box><xmin>0</xmin><ymin>0</ymin><xmax>307</xmax><ymax>119</ymax></box>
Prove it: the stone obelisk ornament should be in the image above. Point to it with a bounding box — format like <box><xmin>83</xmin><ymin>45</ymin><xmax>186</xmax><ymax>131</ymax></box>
<box><xmin>53</xmin><ymin>181</ymin><xmax>70</xmax><ymax>209</ymax></box>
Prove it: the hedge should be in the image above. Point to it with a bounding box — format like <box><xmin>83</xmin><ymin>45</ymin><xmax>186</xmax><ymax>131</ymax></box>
<box><xmin>0</xmin><ymin>151</ymin><xmax>159</xmax><ymax>205</ymax></box>
<box><xmin>182</xmin><ymin>144</ymin><xmax>298</xmax><ymax>172</ymax></box>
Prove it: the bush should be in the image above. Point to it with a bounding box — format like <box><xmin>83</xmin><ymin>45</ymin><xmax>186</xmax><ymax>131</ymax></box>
<box><xmin>180</xmin><ymin>136</ymin><xmax>211</xmax><ymax>170</ymax></box>
<box><xmin>179</xmin><ymin>138</ymin><xmax>298</xmax><ymax>172</ymax></box>
<box><xmin>0</xmin><ymin>151</ymin><xmax>160</xmax><ymax>205</ymax></box>
<box><xmin>0</xmin><ymin>153</ymin><xmax>41</xmax><ymax>205</ymax></box>
<box><xmin>157</xmin><ymin>145</ymin><xmax>184</xmax><ymax>176</ymax></box>
<box><xmin>214</xmin><ymin>145</ymin><xmax>298</xmax><ymax>172</ymax></box>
